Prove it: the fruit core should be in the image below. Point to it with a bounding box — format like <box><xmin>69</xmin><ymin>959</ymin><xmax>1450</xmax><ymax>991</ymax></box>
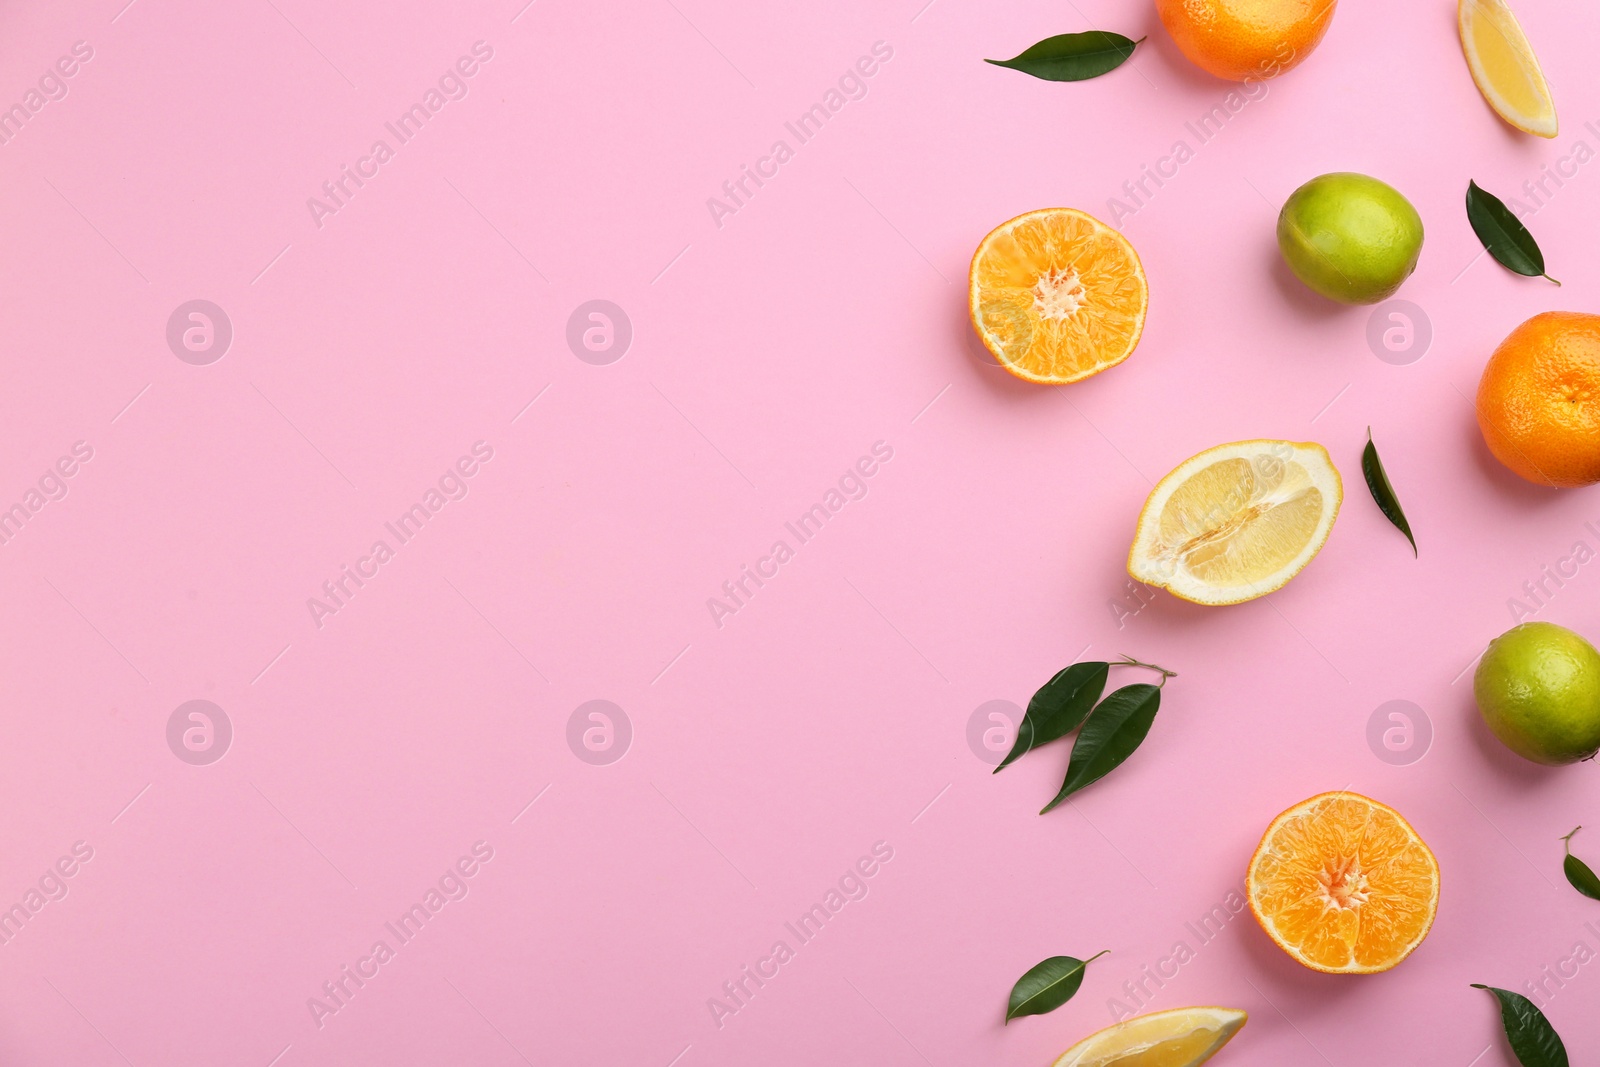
<box><xmin>1318</xmin><ymin>856</ymin><xmax>1370</xmax><ymax>911</ymax></box>
<box><xmin>1033</xmin><ymin>267</ymin><xmax>1086</xmax><ymax>322</ymax></box>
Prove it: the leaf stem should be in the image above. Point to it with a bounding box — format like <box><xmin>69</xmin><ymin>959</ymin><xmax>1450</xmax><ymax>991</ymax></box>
<box><xmin>1085</xmin><ymin>949</ymin><xmax>1110</xmax><ymax>964</ymax></box>
<box><xmin>1562</xmin><ymin>826</ymin><xmax>1582</xmax><ymax>855</ymax></box>
<box><xmin>1544</xmin><ymin>273</ymin><xmax>1562</xmax><ymax>286</ymax></box>
<box><xmin>1116</xmin><ymin>655</ymin><xmax>1177</xmax><ymax>686</ymax></box>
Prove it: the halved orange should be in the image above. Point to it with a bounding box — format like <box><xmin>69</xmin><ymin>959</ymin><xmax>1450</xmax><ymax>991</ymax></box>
<box><xmin>1247</xmin><ymin>792</ymin><xmax>1439</xmax><ymax>974</ymax></box>
<box><xmin>969</xmin><ymin>208</ymin><xmax>1148</xmax><ymax>384</ymax></box>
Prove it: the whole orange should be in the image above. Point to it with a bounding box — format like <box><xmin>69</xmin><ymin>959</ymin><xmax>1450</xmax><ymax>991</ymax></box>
<box><xmin>1477</xmin><ymin>312</ymin><xmax>1600</xmax><ymax>488</ymax></box>
<box><xmin>1155</xmin><ymin>0</ymin><xmax>1338</xmax><ymax>82</ymax></box>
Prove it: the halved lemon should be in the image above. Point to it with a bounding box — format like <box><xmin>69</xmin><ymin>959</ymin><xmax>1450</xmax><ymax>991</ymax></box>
<box><xmin>969</xmin><ymin>208</ymin><xmax>1148</xmax><ymax>384</ymax></box>
<box><xmin>1248</xmin><ymin>792</ymin><xmax>1440</xmax><ymax>974</ymax></box>
<box><xmin>1128</xmin><ymin>440</ymin><xmax>1341</xmax><ymax>606</ymax></box>
<box><xmin>1459</xmin><ymin>0</ymin><xmax>1557</xmax><ymax>137</ymax></box>
<box><xmin>1052</xmin><ymin>1006</ymin><xmax>1247</xmax><ymax>1067</ymax></box>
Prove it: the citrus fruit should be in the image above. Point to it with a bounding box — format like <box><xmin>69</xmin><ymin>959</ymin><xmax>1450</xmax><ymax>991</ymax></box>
<box><xmin>1276</xmin><ymin>173</ymin><xmax>1423</xmax><ymax>305</ymax></box>
<box><xmin>1475</xmin><ymin>312</ymin><xmax>1600</xmax><ymax>488</ymax></box>
<box><xmin>1474</xmin><ymin>622</ymin><xmax>1600</xmax><ymax>764</ymax></box>
<box><xmin>1459</xmin><ymin>0</ymin><xmax>1557</xmax><ymax>137</ymax></box>
<box><xmin>1247</xmin><ymin>792</ymin><xmax>1439</xmax><ymax>974</ymax></box>
<box><xmin>1128</xmin><ymin>440</ymin><xmax>1341</xmax><ymax>605</ymax></box>
<box><xmin>969</xmin><ymin>208</ymin><xmax>1148</xmax><ymax>384</ymax></box>
<box><xmin>1052</xmin><ymin>1006</ymin><xmax>1247</xmax><ymax>1067</ymax></box>
<box><xmin>1155</xmin><ymin>0</ymin><xmax>1336</xmax><ymax>82</ymax></box>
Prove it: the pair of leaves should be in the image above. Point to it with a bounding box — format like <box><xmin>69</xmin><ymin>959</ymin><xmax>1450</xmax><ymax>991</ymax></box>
<box><xmin>1466</xmin><ymin>181</ymin><xmax>1560</xmax><ymax>285</ymax></box>
<box><xmin>1362</xmin><ymin>430</ymin><xmax>1416</xmax><ymax>556</ymax></box>
<box><xmin>1473</xmin><ymin>985</ymin><xmax>1568</xmax><ymax>1067</ymax></box>
<box><xmin>1006</xmin><ymin>951</ymin><xmax>1106</xmax><ymax>1022</ymax></box>
<box><xmin>986</xmin><ymin>31</ymin><xmax>1142</xmax><ymax>82</ymax></box>
<box><xmin>1561</xmin><ymin>827</ymin><xmax>1600</xmax><ymax>900</ymax></box>
<box><xmin>995</xmin><ymin>659</ymin><xmax>1170</xmax><ymax>813</ymax></box>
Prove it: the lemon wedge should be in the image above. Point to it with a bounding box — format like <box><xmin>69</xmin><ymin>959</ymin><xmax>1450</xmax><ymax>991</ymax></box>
<box><xmin>1052</xmin><ymin>1006</ymin><xmax>1248</xmax><ymax>1067</ymax></box>
<box><xmin>1128</xmin><ymin>440</ymin><xmax>1342</xmax><ymax>606</ymax></box>
<box><xmin>1459</xmin><ymin>0</ymin><xmax>1557</xmax><ymax>137</ymax></box>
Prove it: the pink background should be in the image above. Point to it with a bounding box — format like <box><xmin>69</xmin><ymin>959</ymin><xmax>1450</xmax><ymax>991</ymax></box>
<box><xmin>2</xmin><ymin>0</ymin><xmax>1599</xmax><ymax>1063</ymax></box>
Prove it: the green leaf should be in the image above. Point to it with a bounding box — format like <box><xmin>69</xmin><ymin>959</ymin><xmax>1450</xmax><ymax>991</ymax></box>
<box><xmin>1561</xmin><ymin>827</ymin><xmax>1600</xmax><ymax>901</ymax></box>
<box><xmin>1041</xmin><ymin>684</ymin><xmax>1161</xmax><ymax>813</ymax></box>
<box><xmin>1005</xmin><ymin>951</ymin><xmax>1107</xmax><ymax>1022</ymax></box>
<box><xmin>1361</xmin><ymin>429</ymin><xmax>1416</xmax><ymax>556</ymax></box>
<box><xmin>985</xmin><ymin>32</ymin><xmax>1142</xmax><ymax>82</ymax></box>
<box><xmin>1466</xmin><ymin>181</ymin><xmax>1560</xmax><ymax>284</ymax></box>
<box><xmin>1472</xmin><ymin>985</ymin><xmax>1569</xmax><ymax>1067</ymax></box>
<box><xmin>994</xmin><ymin>661</ymin><xmax>1110</xmax><ymax>773</ymax></box>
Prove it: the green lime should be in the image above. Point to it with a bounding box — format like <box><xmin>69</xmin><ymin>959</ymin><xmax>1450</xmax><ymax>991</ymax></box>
<box><xmin>1276</xmin><ymin>173</ymin><xmax>1424</xmax><ymax>305</ymax></box>
<box><xmin>1474</xmin><ymin>622</ymin><xmax>1600</xmax><ymax>765</ymax></box>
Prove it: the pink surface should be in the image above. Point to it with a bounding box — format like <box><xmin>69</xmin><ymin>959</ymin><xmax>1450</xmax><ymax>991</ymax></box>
<box><xmin>2</xmin><ymin>0</ymin><xmax>1600</xmax><ymax>1063</ymax></box>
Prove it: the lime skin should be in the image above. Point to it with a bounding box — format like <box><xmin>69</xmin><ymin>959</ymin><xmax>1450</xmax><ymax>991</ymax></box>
<box><xmin>1474</xmin><ymin>622</ymin><xmax>1600</xmax><ymax>765</ymax></box>
<box><xmin>1276</xmin><ymin>173</ymin><xmax>1424</xmax><ymax>305</ymax></box>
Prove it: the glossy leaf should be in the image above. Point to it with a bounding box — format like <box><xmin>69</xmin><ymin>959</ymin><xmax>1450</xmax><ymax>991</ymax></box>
<box><xmin>985</xmin><ymin>32</ymin><xmax>1142</xmax><ymax>82</ymax></box>
<box><xmin>1466</xmin><ymin>181</ymin><xmax>1559</xmax><ymax>284</ymax></box>
<box><xmin>995</xmin><ymin>661</ymin><xmax>1110</xmax><ymax>773</ymax></box>
<box><xmin>1362</xmin><ymin>430</ymin><xmax>1416</xmax><ymax>556</ymax></box>
<box><xmin>1561</xmin><ymin>827</ymin><xmax>1600</xmax><ymax>901</ymax></box>
<box><xmin>1041</xmin><ymin>684</ymin><xmax>1161</xmax><ymax>813</ymax></box>
<box><xmin>1473</xmin><ymin>985</ymin><xmax>1569</xmax><ymax>1067</ymax></box>
<box><xmin>1005</xmin><ymin>951</ymin><xmax>1106</xmax><ymax>1022</ymax></box>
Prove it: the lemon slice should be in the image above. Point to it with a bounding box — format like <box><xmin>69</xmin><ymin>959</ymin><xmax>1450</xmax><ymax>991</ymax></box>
<box><xmin>1459</xmin><ymin>0</ymin><xmax>1557</xmax><ymax>137</ymax></box>
<box><xmin>1052</xmin><ymin>1006</ymin><xmax>1248</xmax><ymax>1067</ymax></box>
<box><xmin>1128</xmin><ymin>440</ymin><xmax>1342</xmax><ymax>606</ymax></box>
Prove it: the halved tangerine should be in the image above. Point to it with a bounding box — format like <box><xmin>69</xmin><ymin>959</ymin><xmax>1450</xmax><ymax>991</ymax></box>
<box><xmin>1247</xmin><ymin>791</ymin><xmax>1439</xmax><ymax>974</ymax></box>
<box><xmin>969</xmin><ymin>208</ymin><xmax>1148</xmax><ymax>384</ymax></box>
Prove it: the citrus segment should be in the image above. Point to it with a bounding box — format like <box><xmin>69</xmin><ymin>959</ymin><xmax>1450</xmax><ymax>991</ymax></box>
<box><xmin>1247</xmin><ymin>792</ymin><xmax>1439</xmax><ymax>974</ymax></box>
<box><xmin>1459</xmin><ymin>0</ymin><xmax>1557</xmax><ymax>137</ymax></box>
<box><xmin>969</xmin><ymin>208</ymin><xmax>1148</xmax><ymax>384</ymax></box>
<box><xmin>1128</xmin><ymin>440</ymin><xmax>1341</xmax><ymax>605</ymax></box>
<box><xmin>1051</xmin><ymin>1006</ymin><xmax>1247</xmax><ymax>1067</ymax></box>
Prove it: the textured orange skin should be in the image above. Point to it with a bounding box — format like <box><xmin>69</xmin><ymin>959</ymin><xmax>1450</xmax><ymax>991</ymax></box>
<box><xmin>1477</xmin><ymin>312</ymin><xmax>1600</xmax><ymax>488</ymax></box>
<box><xmin>1155</xmin><ymin>0</ymin><xmax>1338</xmax><ymax>82</ymax></box>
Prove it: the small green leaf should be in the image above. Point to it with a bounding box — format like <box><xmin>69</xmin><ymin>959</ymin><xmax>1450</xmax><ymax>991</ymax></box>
<box><xmin>985</xmin><ymin>32</ymin><xmax>1142</xmax><ymax>82</ymax></box>
<box><xmin>1561</xmin><ymin>827</ymin><xmax>1600</xmax><ymax>901</ymax></box>
<box><xmin>1466</xmin><ymin>181</ymin><xmax>1560</xmax><ymax>284</ymax></box>
<box><xmin>1472</xmin><ymin>984</ymin><xmax>1569</xmax><ymax>1067</ymax></box>
<box><xmin>995</xmin><ymin>661</ymin><xmax>1110</xmax><ymax>773</ymax></box>
<box><xmin>1362</xmin><ymin>429</ymin><xmax>1416</xmax><ymax>556</ymax></box>
<box><xmin>1041</xmin><ymin>684</ymin><xmax>1161</xmax><ymax>813</ymax></box>
<box><xmin>1005</xmin><ymin>951</ymin><xmax>1106</xmax><ymax>1022</ymax></box>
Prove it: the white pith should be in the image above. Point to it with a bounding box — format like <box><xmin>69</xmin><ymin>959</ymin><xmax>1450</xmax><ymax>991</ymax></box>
<box><xmin>1033</xmin><ymin>266</ymin><xmax>1086</xmax><ymax>322</ymax></box>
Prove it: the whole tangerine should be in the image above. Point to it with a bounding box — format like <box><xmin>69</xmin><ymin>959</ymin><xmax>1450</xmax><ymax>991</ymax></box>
<box><xmin>1155</xmin><ymin>0</ymin><xmax>1338</xmax><ymax>82</ymax></box>
<box><xmin>1476</xmin><ymin>311</ymin><xmax>1600</xmax><ymax>488</ymax></box>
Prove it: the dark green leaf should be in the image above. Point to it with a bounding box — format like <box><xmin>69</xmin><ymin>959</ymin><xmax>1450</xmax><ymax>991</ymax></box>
<box><xmin>1041</xmin><ymin>684</ymin><xmax>1161</xmax><ymax>813</ymax></box>
<box><xmin>995</xmin><ymin>661</ymin><xmax>1110</xmax><ymax>773</ymax></box>
<box><xmin>1362</xmin><ymin>429</ymin><xmax>1416</xmax><ymax>556</ymax></box>
<box><xmin>1561</xmin><ymin>827</ymin><xmax>1600</xmax><ymax>901</ymax></box>
<box><xmin>1472</xmin><ymin>985</ymin><xmax>1569</xmax><ymax>1067</ymax></box>
<box><xmin>985</xmin><ymin>32</ymin><xmax>1142</xmax><ymax>82</ymax></box>
<box><xmin>1005</xmin><ymin>951</ymin><xmax>1106</xmax><ymax>1022</ymax></box>
<box><xmin>1466</xmin><ymin>181</ymin><xmax>1560</xmax><ymax>284</ymax></box>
